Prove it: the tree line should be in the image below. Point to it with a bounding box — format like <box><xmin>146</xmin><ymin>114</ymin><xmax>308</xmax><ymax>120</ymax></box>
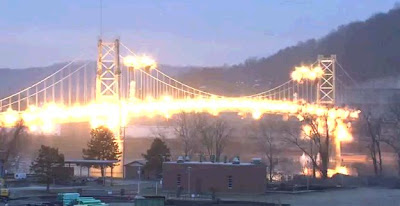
<box><xmin>178</xmin><ymin>6</ymin><xmax>400</xmax><ymax>96</ymax></box>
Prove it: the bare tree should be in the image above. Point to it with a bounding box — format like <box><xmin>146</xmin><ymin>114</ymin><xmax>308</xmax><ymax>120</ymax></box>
<box><xmin>196</xmin><ymin>114</ymin><xmax>215</xmax><ymax>158</ymax></box>
<box><xmin>316</xmin><ymin>116</ymin><xmax>331</xmax><ymax>179</ymax></box>
<box><xmin>285</xmin><ymin>114</ymin><xmax>335</xmax><ymax>179</ymax></box>
<box><xmin>152</xmin><ymin>125</ymin><xmax>170</xmax><ymax>141</ymax></box>
<box><xmin>172</xmin><ymin>112</ymin><xmax>199</xmax><ymax>157</ymax></box>
<box><xmin>213</xmin><ymin>119</ymin><xmax>232</xmax><ymax>162</ymax></box>
<box><xmin>249</xmin><ymin>118</ymin><xmax>280</xmax><ymax>182</ymax></box>
<box><xmin>389</xmin><ymin>100</ymin><xmax>400</xmax><ymax>121</ymax></box>
<box><xmin>380</xmin><ymin>102</ymin><xmax>400</xmax><ymax>176</ymax></box>
<box><xmin>381</xmin><ymin>125</ymin><xmax>400</xmax><ymax>176</ymax></box>
<box><xmin>172</xmin><ymin>112</ymin><xmax>232</xmax><ymax>161</ymax></box>
<box><xmin>0</xmin><ymin>120</ymin><xmax>26</xmax><ymax>173</ymax></box>
<box><xmin>284</xmin><ymin>119</ymin><xmax>320</xmax><ymax>178</ymax></box>
<box><xmin>363</xmin><ymin>112</ymin><xmax>383</xmax><ymax>176</ymax></box>
<box><xmin>196</xmin><ymin>115</ymin><xmax>232</xmax><ymax>162</ymax></box>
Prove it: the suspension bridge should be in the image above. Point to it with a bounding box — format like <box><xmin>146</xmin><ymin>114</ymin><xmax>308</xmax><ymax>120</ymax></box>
<box><xmin>0</xmin><ymin>39</ymin><xmax>358</xmax><ymax>177</ymax></box>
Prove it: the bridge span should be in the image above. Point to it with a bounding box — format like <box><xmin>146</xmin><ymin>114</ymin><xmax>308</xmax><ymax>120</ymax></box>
<box><xmin>0</xmin><ymin>39</ymin><xmax>359</xmax><ymax>178</ymax></box>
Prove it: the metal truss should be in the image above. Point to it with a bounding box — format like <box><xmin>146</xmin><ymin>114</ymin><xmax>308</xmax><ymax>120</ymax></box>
<box><xmin>96</xmin><ymin>39</ymin><xmax>121</xmax><ymax>101</ymax></box>
<box><xmin>317</xmin><ymin>55</ymin><xmax>336</xmax><ymax>105</ymax></box>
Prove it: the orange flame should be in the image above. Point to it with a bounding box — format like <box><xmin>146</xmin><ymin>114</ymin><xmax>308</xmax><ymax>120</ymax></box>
<box><xmin>291</xmin><ymin>65</ymin><xmax>324</xmax><ymax>83</ymax></box>
<box><xmin>0</xmin><ymin>96</ymin><xmax>359</xmax><ymax>136</ymax></box>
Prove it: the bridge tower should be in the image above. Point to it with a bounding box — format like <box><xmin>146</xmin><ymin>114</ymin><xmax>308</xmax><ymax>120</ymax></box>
<box><xmin>317</xmin><ymin>55</ymin><xmax>336</xmax><ymax>105</ymax></box>
<box><xmin>96</xmin><ymin>39</ymin><xmax>124</xmax><ymax>178</ymax></box>
<box><xmin>96</xmin><ymin>39</ymin><xmax>121</xmax><ymax>101</ymax></box>
<box><xmin>317</xmin><ymin>55</ymin><xmax>341</xmax><ymax>169</ymax></box>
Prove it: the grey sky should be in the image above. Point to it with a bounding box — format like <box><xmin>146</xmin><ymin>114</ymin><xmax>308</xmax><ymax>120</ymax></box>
<box><xmin>0</xmin><ymin>0</ymin><xmax>398</xmax><ymax>68</ymax></box>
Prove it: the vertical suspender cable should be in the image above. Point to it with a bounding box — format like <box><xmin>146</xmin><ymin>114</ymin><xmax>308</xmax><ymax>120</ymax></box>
<box><xmin>76</xmin><ymin>67</ymin><xmax>80</xmax><ymax>104</ymax></box>
<box><xmin>84</xmin><ymin>64</ymin><xmax>87</xmax><ymax>103</ymax></box>
<box><xmin>18</xmin><ymin>93</ymin><xmax>20</xmax><ymax>111</ymax></box>
<box><xmin>156</xmin><ymin>71</ymin><xmax>159</xmax><ymax>98</ymax></box>
<box><xmin>126</xmin><ymin>66</ymin><xmax>129</xmax><ymax>99</ymax></box>
<box><xmin>27</xmin><ymin>89</ymin><xmax>30</xmax><ymax>106</ymax></box>
<box><xmin>35</xmin><ymin>86</ymin><xmax>38</xmax><ymax>107</ymax></box>
<box><xmin>60</xmin><ymin>69</ymin><xmax>64</xmax><ymax>104</ymax></box>
<box><xmin>68</xmin><ymin>66</ymin><xmax>72</xmax><ymax>106</ymax></box>
<box><xmin>52</xmin><ymin>76</ymin><xmax>55</xmax><ymax>102</ymax></box>
<box><xmin>44</xmin><ymin>80</ymin><xmax>47</xmax><ymax>103</ymax></box>
<box><xmin>140</xmin><ymin>70</ymin><xmax>143</xmax><ymax>100</ymax></box>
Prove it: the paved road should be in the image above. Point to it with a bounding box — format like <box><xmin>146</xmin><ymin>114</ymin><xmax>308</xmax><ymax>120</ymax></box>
<box><xmin>220</xmin><ymin>187</ymin><xmax>400</xmax><ymax>206</ymax></box>
<box><xmin>3</xmin><ymin>187</ymin><xmax>400</xmax><ymax>206</ymax></box>
<box><xmin>9</xmin><ymin>185</ymin><xmax>88</xmax><ymax>191</ymax></box>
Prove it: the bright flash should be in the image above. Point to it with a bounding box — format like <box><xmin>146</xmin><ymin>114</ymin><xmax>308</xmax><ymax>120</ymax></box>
<box><xmin>123</xmin><ymin>55</ymin><xmax>157</xmax><ymax>70</ymax></box>
<box><xmin>291</xmin><ymin>65</ymin><xmax>324</xmax><ymax>83</ymax></box>
<box><xmin>0</xmin><ymin>96</ymin><xmax>359</xmax><ymax>137</ymax></box>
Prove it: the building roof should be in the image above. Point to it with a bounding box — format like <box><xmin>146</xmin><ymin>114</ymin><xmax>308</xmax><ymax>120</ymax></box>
<box><xmin>124</xmin><ymin>159</ymin><xmax>147</xmax><ymax>166</ymax></box>
<box><xmin>65</xmin><ymin>159</ymin><xmax>118</xmax><ymax>166</ymax></box>
<box><xmin>163</xmin><ymin>161</ymin><xmax>261</xmax><ymax>166</ymax></box>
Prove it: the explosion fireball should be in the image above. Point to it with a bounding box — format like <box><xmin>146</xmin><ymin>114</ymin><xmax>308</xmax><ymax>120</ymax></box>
<box><xmin>291</xmin><ymin>65</ymin><xmax>324</xmax><ymax>83</ymax></box>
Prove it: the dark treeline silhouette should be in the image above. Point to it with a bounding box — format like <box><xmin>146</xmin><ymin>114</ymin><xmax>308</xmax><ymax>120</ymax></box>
<box><xmin>179</xmin><ymin>6</ymin><xmax>400</xmax><ymax>95</ymax></box>
<box><xmin>2</xmin><ymin>7</ymin><xmax>400</xmax><ymax>97</ymax></box>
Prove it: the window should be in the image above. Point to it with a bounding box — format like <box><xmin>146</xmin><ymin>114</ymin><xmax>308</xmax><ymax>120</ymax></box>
<box><xmin>177</xmin><ymin>174</ymin><xmax>181</xmax><ymax>187</ymax></box>
<box><xmin>227</xmin><ymin>175</ymin><xmax>233</xmax><ymax>189</ymax></box>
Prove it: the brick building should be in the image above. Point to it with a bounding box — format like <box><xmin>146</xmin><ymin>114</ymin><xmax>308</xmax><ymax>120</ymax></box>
<box><xmin>162</xmin><ymin>159</ymin><xmax>266</xmax><ymax>194</ymax></box>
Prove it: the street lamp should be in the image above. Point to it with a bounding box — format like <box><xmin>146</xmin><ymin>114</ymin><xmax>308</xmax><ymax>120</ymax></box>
<box><xmin>137</xmin><ymin>165</ymin><xmax>141</xmax><ymax>194</ymax></box>
<box><xmin>187</xmin><ymin>166</ymin><xmax>192</xmax><ymax>196</ymax></box>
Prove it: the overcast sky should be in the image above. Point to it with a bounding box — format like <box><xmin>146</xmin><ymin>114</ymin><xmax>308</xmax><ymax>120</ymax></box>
<box><xmin>0</xmin><ymin>0</ymin><xmax>398</xmax><ymax>68</ymax></box>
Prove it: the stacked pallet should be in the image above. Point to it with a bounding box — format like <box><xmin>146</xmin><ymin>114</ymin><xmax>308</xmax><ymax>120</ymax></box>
<box><xmin>74</xmin><ymin>197</ymin><xmax>109</xmax><ymax>206</ymax></box>
<box><xmin>57</xmin><ymin>193</ymin><xmax>80</xmax><ymax>206</ymax></box>
<box><xmin>57</xmin><ymin>193</ymin><xmax>109</xmax><ymax>206</ymax></box>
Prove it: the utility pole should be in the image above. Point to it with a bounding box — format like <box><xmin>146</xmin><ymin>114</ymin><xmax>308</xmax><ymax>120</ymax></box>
<box><xmin>122</xmin><ymin>126</ymin><xmax>126</xmax><ymax>179</ymax></box>
<box><xmin>138</xmin><ymin>165</ymin><xmax>141</xmax><ymax>194</ymax></box>
<box><xmin>187</xmin><ymin>166</ymin><xmax>192</xmax><ymax>196</ymax></box>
